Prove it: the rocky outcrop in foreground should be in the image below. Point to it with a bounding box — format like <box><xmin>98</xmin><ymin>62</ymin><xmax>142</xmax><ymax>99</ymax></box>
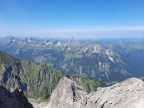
<box><xmin>46</xmin><ymin>77</ymin><xmax>144</xmax><ymax>108</ymax></box>
<box><xmin>0</xmin><ymin>85</ymin><xmax>33</xmax><ymax>108</ymax></box>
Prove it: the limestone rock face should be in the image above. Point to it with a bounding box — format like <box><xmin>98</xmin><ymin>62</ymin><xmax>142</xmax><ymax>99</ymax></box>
<box><xmin>0</xmin><ymin>85</ymin><xmax>33</xmax><ymax>108</ymax></box>
<box><xmin>46</xmin><ymin>77</ymin><xmax>88</xmax><ymax>108</ymax></box>
<box><xmin>85</xmin><ymin>78</ymin><xmax>144</xmax><ymax>108</ymax></box>
<box><xmin>46</xmin><ymin>77</ymin><xmax>144</xmax><ymax>108</ymax></box>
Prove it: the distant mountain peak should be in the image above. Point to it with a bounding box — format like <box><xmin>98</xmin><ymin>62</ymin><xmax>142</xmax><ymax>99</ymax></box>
<box><xmin>23</xmin><ymin>38</ymin><xmax>37</xmax><ymax>42</ymax></box>
<box><xmin>68</xmin><ymin>37</ymin><xmax>79</xmax><ymax>46</ymax></box>
<box><xmin>53</xmin><ymin>40</ymin><xmax>61</xmax><ymax>46</ymax></box>
<box><xmin>5</xmin><ymin>35</ymin><xmax>16</xmax><ymax>40</ymax></box>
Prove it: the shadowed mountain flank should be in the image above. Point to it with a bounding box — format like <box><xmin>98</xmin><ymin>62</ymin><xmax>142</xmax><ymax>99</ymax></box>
<box><xmin>0</xmin><ymin>85</ymin><xmax>33</xmax><ymax>108</ymax></box>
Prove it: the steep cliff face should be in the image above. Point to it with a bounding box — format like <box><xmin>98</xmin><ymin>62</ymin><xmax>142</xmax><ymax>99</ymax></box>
<box><xmin>0</xmin><ymin>85</ymin><xmax>33</xmax><ymax>108</ymax></box>
<box><xmin>0</xmin><ymin>49</ymin><xmax>65</xmax><ymax>99</ymax></box>
<box><xmin>46</xmin><ymin>77</ymin><xmax>144</xmax><ymax>108</ymax></box>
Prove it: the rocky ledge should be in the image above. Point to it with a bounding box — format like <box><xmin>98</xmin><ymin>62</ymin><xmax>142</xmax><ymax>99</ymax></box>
<box><xmin>0</xmin><ymin>85</ymin><xmax>33</xmax><ymax>108</ymax></box>
<box><xmin>46</xmin><ymin>77</ymin><xmax>144</xmax><ymax>108</ymax></box>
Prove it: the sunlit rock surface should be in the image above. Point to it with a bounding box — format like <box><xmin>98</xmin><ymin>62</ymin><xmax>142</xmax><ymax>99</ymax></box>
<box><xmin>44</xmin><ymin>77</ymin><xmax>144</xmax><ymax>108</ymax></box>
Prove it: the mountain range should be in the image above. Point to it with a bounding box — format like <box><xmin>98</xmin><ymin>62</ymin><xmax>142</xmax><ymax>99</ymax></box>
<box><xmin>0</xmin><ymin>36</ymin><xmax>144</xmax><ymax>107</ymax></box>
<box><xmin>0</xmin><ymin>36</ymin><xmax>144</xmax><ymax>82</ymax></box>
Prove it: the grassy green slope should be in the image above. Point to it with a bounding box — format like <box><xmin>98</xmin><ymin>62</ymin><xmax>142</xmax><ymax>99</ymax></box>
<box><xmin>0</xmin><ymin>50</ymin><xmax>103</xmax><ymax>100</ymax></box>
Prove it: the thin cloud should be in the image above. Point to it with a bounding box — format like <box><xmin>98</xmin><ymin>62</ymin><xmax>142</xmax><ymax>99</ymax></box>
<box><xmin>42</xmin><ymin>26</ymin><xmax>144</xmax><ymax>32</ymax></box>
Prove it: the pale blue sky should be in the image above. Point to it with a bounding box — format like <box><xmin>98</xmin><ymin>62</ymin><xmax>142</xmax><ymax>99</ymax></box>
<box><xmin>0</xmin><ymin>0</ymin><xmax>144</xmax><ymax>38</ymax></box>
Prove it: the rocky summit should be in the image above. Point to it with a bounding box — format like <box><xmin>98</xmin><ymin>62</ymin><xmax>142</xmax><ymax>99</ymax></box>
<box><xmin>0</xmin><ymin>85</ymin><xmax>33</xmax><ymax>108</ymax></box>
<box><xmin>45</xmin><ymin>77</ymin><xmax>144</xmax><ymax>108</ymax></box>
